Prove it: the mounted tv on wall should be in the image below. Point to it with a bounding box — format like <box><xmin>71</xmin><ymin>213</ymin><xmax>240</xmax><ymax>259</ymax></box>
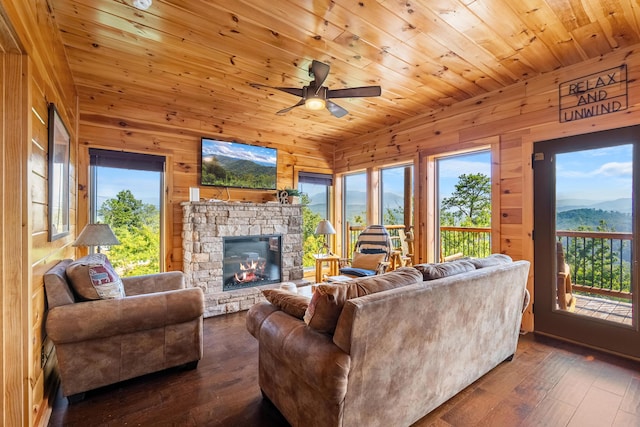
<box><xmin>200</xmin><ymin>138</ymin><xmax>277</xmax><ymax>190</ymax></box>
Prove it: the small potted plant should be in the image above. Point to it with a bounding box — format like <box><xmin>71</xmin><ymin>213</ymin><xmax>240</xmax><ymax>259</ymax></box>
<box><xmin>275</xmin><ymin>188</ymin><xmax>301</xmax><ymax>204</ymax></box>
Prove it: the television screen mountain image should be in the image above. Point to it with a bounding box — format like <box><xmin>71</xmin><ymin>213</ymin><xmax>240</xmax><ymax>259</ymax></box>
<box><xmin>200</xmin><ymin>138</ymin><xmax>277</xmax><ymax>190</ymax></box>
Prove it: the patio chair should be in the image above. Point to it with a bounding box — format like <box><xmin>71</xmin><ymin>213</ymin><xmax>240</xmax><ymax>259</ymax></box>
<box><xmin>339</xmin><ymin>225</ymin><xmax>393</xmax><ymax>277</ymax></box>
<box><xmin>557</xmin><ymin>241</ymin><xmax>577</xmax><ymax>312</ymax></box>
<box><xmin>397</xmin><ymin>229</ymin><xmax>414</xmax><ymax>267</ymax></box>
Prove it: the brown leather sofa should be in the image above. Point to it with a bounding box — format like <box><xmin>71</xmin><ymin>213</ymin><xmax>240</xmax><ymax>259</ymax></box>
<box><xmin>44</xmin><ymin>259</ymin><xmax>204</xmax><ymax>401</ymax></box>
<box><xmin>247</xmin><ymin>257</ymin><xmax>530</xmax><ymax>427</ymax></box>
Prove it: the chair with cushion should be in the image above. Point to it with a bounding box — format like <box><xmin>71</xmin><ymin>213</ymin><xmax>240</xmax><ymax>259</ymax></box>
<box><xmin>339</xmin><ymin>225</ymin><xmax>393</xmax><ymax>278</ymax></box>
<box><xmin>44</xmin><ymin>254</ymin><xmax>204</xmax><ymax>402</ymax></box>
<box><xmin>557</xmin><ymin>241</ymin><xmax>577</xmax><ymax>311</ymax></box>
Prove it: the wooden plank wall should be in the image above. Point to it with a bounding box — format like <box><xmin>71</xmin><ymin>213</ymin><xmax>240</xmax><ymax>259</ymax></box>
<box><xmin>76</xmin><ymin>90</ymin><xmax>334</xmax><ymax>272</ymax></box>
<box><xmin>334</xmin><ymin>46</ymin><xmax>640</xmax><ymax>332</ymax></box>
<box><xmin>0</xmin><ymin>1</ymin><xmax>77</xmax><ymax>427</ymax></box>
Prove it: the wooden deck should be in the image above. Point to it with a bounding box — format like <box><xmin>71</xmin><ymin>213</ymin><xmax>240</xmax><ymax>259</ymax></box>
<box><xmin>574</xmin><ymin>294</ymin><xmax>634</xmax><ymax>326</ymax></box>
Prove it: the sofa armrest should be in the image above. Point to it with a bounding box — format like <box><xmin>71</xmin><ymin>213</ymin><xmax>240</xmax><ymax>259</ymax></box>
<box><xmin>46</xmin><ymin>287</ymin><xmax>204</xmax><ymax>344</ymax></box>
<box><xmin>248</xmin><ymin>305</ymin><xmax>351</xmax><ymax>399</ymax></box>
<box><xmin>122</xmin><ymin>271</ymin><xmax>185</xmax><ymax>295</ymax></box>
<box><xmin>246</xmin><ymin>301</ymin><xmax>279</xmax><ymax>338</ymax></box>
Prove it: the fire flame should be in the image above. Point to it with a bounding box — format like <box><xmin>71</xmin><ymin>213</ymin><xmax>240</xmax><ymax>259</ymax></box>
<box><xmin>234</xmin><ymin>259</ymin><xmax>266</xmax><ymax>283</ymax></box>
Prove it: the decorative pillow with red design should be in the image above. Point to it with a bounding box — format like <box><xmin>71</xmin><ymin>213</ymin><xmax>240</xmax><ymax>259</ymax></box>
<box><xmin>66</xmin><ymin>254</ymin><xmax>126</xmax><ymax>300</ymax></box>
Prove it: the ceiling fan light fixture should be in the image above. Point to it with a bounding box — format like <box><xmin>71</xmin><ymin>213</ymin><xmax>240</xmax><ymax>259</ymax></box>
<box><xmin>305</xmin><ymin>97</ymin><xmax>326</xmax><ymax>110</ymax></box>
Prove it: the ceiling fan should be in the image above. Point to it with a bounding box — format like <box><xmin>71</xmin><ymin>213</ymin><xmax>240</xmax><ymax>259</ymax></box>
<box><xmin>251</xmin><ymin>60</ymin><xmax>381</xmax><ymax>118</ymax></box>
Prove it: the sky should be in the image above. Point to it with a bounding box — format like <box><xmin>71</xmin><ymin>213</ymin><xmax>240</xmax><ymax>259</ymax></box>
<box><xmin>556</xmin><ymin>144</ymin><xmax>632</xmax><ymax>202</ymax></box>
<box><xmin>436</xmin><ymin>151</ymin><xmax>491</xmax><ymax>199</ymax></box>
<box><xmin>95</xmin><ymin>168</ymin><xmax>161</xmax><ymax>211</ymax></box>
<box><xmin>201</xmin><ymin>138</ymin><xmax>277</xmax><ymax>167</ymax></box>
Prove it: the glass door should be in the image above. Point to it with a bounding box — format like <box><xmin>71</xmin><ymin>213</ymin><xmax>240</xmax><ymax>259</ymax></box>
<box><xmin>533</xmin><ymin>126</ymin><xmax>639</xmax><ymax>358</ymax></box>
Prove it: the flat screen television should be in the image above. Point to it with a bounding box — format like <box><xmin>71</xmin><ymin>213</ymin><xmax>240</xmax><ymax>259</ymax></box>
<box><xmin>200</xmin><ymin>138</ymin><xmax>277</xmax><ymax>190</ymax></box>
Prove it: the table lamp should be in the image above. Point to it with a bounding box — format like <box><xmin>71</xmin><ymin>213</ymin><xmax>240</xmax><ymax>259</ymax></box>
<box><xmin>73</xmin><ymin>223</ymin><xmax>121</xmax><ymax>253</ymax></box>
<box><xmin>314</xmin><ymin>219</ymin><xmax>336</xmax><ymax>256</ymax></box>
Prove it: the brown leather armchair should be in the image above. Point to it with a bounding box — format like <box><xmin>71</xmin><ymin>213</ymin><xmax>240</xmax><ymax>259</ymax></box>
<box><xmin>44</xmin><ymin>259</ymin><xmax>204</xmax><ymax>401</ymax></box>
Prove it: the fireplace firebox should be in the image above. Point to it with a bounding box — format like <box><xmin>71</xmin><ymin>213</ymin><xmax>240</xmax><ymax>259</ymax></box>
<box><xmin>223</xmin><ymin>235</ymin><xmax>282</xmax><ymax>291</ymax></box>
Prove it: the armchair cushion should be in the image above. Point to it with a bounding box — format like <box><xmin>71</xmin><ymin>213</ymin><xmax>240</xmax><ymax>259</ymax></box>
<box><xmin>66</xmin><ymin>254</ymin><xmax>125</xmax><ymax>300</ymax></box>
<box><xmin>351</xmin><ymin>252</ymin><xmax>386</xmax><ymax>270</ymax></box>
<box><xmin>122</xmin><ymin>271</ymin><xmax>184</xmax><ymax>295</ymax></box>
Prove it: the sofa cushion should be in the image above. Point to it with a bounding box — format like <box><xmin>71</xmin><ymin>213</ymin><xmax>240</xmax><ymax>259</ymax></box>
<box><xmin>304</xmin><ymin>267</ymin><xmax>423</xmax><ymax>333</ymax></box>
<box><xmin>66</xmin><ymin>254</ymin><xmax>126</xmax><ymax>300</ymax></box>
<box><xmin>262</xmin><ymin>289</ymin><xmax>310</xmax><ymax>319</ymax></box>
<box><xmin>414</xmin><ymin>260</ymin><xmax>476</xmax><ymax>281</ymax></box>
<box><xmin>468</xmin><ymin>253</ymin><xmax>512</xmax><ymax>268</ymax></box>
<box><xmin>351</xmin><ymin>251</ymin><xmax>386</xmax><ymax>270</ymax></box>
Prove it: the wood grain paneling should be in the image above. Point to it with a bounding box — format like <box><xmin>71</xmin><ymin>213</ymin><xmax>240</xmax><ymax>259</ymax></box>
<box><xmin>1</xmin><ymin>1</ymin><xmax>78</xmax><ymax>427</ymax></box>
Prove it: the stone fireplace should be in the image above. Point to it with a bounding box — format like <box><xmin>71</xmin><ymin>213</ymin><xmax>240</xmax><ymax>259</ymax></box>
<box><xmin>181</xmin><ymin>201</ymin><xmax>304</xmax><ymax>317</ymax></box>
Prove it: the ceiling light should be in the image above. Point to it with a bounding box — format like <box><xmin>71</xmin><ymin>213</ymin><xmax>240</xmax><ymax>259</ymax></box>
<box><xmin>133</xmin><ymin>0</ymin><xmax>152</xmax><ymax>10</ymax></box>
<box><xmin>305</xmin><ymin>96</ymin><xmax>326</xmax><ymax>111</ymax></box>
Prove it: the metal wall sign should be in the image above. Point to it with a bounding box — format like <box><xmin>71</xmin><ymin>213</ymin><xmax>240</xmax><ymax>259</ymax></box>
<box><xmin>559</xmin><ymin>64</ymin><xmax>627</xmax><ymax>123</ymax></box>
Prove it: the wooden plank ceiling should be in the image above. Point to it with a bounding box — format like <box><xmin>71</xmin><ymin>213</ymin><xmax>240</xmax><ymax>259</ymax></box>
<box><xmin>50</xmin><ymin>0</ymin><xmax>640</xmax><ymax>145</ymax></box>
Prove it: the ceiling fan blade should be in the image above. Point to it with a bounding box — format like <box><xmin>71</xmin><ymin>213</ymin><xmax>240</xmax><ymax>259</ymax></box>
<box><xmin>276</xmin><ymin>99</ymin><xmax>305</xmax><ymax>115</ymax></box>
<box><xmin>327</xmin><ymin>86</ymin><xmax>381</xmax><ymax>99</ymax></box>
<box><xmin>311</xmin><ymin>60</ymin><xmax>330</xmax><ymax>93</ymax></box>
<box><xmin>326</xmin><ymin>100</ymin><xmax>348</xmax><ymax>118</ymax></box>
<box><xmin>250</xmin><ymin>83</ymin><xmax>304</xmax><ymax>97</ymax></box>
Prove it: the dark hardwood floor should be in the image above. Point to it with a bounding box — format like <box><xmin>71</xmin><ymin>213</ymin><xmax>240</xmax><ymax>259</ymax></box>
<box><xmin>49</xmin><ymin>312</ymin><xmax>640</xmax><ymax>427</ymax></box>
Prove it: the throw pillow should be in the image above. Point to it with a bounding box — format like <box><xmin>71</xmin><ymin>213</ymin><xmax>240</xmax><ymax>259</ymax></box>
<box><xmin>304</xmin><ymin>267</ymin><xmax>423</xmax><ymax>333</ymax></box>
<box><xmin>262</xmin><ymin>289</ymin><xmax>310</xmax><ymax>320</ymax></box>
<box><xmin>413</xmin><ymin>260</ymin><xmax>476</xmax><ymax>281</ymax></box>
<box><xmin>468</xmin><ymin>253</ymin><xmax>513</xmax><ymax>269</ymax></box>
<box><xmin>66</xmin><ymin>254</ymin><xmax>126</xmax><ymax>300</ymax></box>
<box><xmin>351</xmin><ymin>251</ymin><xmax>386</xmax><ymax>271</ymax></box>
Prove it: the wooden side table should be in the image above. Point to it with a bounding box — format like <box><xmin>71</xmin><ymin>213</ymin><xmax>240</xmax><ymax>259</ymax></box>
<box><xmin>314</xmin><ymin>255</ymin><xmax>340</xmax><ymax>283</ymax></box>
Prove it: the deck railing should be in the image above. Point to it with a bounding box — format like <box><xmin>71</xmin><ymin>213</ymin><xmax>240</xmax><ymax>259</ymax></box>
<box><xmin>557</xmin><ymin>230</ymin><xmax>633</xmax><ymax>300</ymax></box>
<box><xmin>346</xmin><ymin>225</ymin><xmax>633</xmax><ymax>301</ymax></box>
<box><xmin>440</xmin><ymin>226</ymin><xmax>491</xmax><ymax>260</ymax></box>
<box><xmin>440</xmin><ymin>227</ymin><xmax>633</xmax><ymax>300</ymax></box>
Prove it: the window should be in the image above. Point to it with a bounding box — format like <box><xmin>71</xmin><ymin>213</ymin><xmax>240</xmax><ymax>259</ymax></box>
<box><xmin>89</xmin><ymin>149</ymin><xmax>165</xmax><ymax>276</ymax></box>
<box><xmin>342</xmin><ymin>172</ymin><xmax>367</xmax><ymax>227</ymax></box>
<box><xmin>380</xmin><ymin>164</ymin><xmax>413</xmax><ymax>226</ymax></box>
<box><xmin>436</xmin><ymin>150</ymin><xmax>491</xmax><ymax>261</ymax></box>
<box><xmin>298</xmin><ymin>171</ymin><xmax>332</xmax><ymax>267</ymax></box>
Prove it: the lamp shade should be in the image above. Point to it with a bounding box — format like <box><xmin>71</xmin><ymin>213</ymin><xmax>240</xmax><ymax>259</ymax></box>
<box><xmin>314</xmin><ymin>219</ymin><xmax>336</xmax><ymax>235</ymax></box>
<box><xmin>73</xmin><ymin>224</ymin><xmax>121</xmax><ymax>247</ymax></box>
